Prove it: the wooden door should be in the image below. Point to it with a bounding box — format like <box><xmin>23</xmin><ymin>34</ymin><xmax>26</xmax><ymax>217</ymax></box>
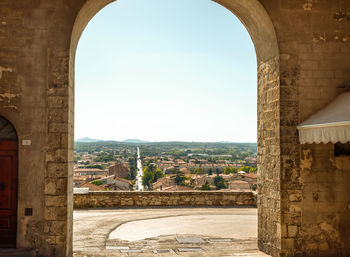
<box><xmin>0</xmin><ymin>140</ymin><xmax>18</xmax><ymax>247</ymax></box>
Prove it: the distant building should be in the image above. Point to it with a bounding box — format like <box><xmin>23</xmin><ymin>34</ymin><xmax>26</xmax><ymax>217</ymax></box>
<box><xmin>78</xmin><ymin>182</ymin><xmax>105</xmax><ymax>191</ymax></box>
<box><xmin>164</xmin><ymin>166</ymin><xmax>178</xmax><ymax>174</ymax></box>
<box><xmin>191</xmin><ymin>175</ymin><xmax>213</xmax><ymax>188</ymax></box>
<box><xmin>99</xmin><ymin>175</ymin><xmax>116</xmax><ymax>185</ymax></box>
<box><xmin>176</xmin><ymin>160</ymin><xmax>187</xmax><ymax>165</ymax></box>
<box><xmin>241</xmin><ymin>173</ymin><xmax>258</xmax><ymax>182</ymax></box>
<box><xmin>73</xmin><ymin>174</ymin><xmax>106</xmax><ymax>185</ymax></box>
<box><xmin>73</xmin><ymin>176</ymin><xmax>86</xmax><ymax>187</ymax></box>
<box><xmin>241</xmin><ymin>173</ymin><xmax>258</xmax><ymax>191</ymax></box>
<box><xmin>87</xmin><ymin>175</ymin><xmax>132</xmax><ymax>191</ymax></box>
<box><xmin>108</xmin><ymin>164</ymin><xmax>129</xmax><ymax>178</ymax></box>
<box><xmin>74</xmin><ymin>168</ymin><xmax>107</xmax><ymax>176</ymax></box>
<box><xmin>114</xmin><ymin>177</ymin><xmax>132</xmax><ymax>191</ymax></box>
<box><xmin>245</xmin><ymin>156</ymin><xmax>257</xmax><ymax>167</ymax></box>
<box><xmin>162</xmin><ymin>185</ymin><xmax>194</xmax><ymax>191</ymax></box>
<box><xmin>179</xmin><ymin>167</ymin><xmax>191</xmax><ymax>175</ymax></box>
<box><xmin>228</xmin><ymin>180</ymin><xmax>251</xmax><ymax>191</ymax></box>
<box><xmin>153</xmin><ymin>177</ymin><xmax>174</xmax><ymax>191</ymax></box>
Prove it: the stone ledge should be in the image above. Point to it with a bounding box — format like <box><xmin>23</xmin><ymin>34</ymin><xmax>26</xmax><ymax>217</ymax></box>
<box><xmin>73</xmin><ymin>191</ymin><xmax>257</xmax><ymax>209</ymax></box>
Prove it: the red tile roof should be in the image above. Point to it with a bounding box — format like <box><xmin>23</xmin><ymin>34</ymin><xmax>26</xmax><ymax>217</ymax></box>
<box><xmin>115</xmin><ymin>177</ymin><xmax>132</xmax><ymax>184</ymax></box>
<box><xmin>163</xmin><ymin>185</ymin><xmax>195</xmax><ymax>191</ymax></box>
<box><xmin>242</xmin><ymin>173</ymin><xmax>258</xmax><ymax>179</ymax></box>
<box><xmin>79</xmin><ymin>182</ymin><xmax>105</xmax><ymax>191</ymax></box>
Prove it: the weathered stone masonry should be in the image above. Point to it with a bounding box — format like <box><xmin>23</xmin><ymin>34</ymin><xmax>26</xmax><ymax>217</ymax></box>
<box><xmin>257</xmin><ymin>56</ymin><xmax>281</xmax><ymax>257</ymax></box>
<box><xmin>1</xmin><ymin>0</ymin><xmax>350</xmax><ymax>256</ymax></box>
<box><xmin>73</xmin><ymin>191</ymin><xmax>257</xmax><ymax>209</ymax></box>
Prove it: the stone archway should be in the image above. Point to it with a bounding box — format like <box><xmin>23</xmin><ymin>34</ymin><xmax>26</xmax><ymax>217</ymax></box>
<box><xmin>4</xmin><ymin>1</ymin><xmax>350</xmax><ymax>256</ymax></box>
<box><xmin>68</xmin><ymin>1</ymin><xmax>281</xmax><ymax>256</ymax></box>
<box><xmin>0</xmin><ymin>116</ymin><xmax>18</xmax><ymax>248</ymax></box>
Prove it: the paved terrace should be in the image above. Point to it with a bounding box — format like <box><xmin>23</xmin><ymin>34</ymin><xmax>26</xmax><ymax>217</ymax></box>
<box><xmin>73</xmin><ymin>208</ymin><xmax>270</xmax><ymax>257</ymax></box>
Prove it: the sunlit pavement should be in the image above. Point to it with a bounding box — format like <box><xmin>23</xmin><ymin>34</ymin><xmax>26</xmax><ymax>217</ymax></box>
<box><xmin>73</xmin><ymin>208</ymin><xmax>270</xmax><ymax>257</ymax></box>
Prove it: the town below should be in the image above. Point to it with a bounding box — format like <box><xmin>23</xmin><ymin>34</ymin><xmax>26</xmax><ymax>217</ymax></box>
<box><xmin>73</xmin><ymin>141</ymin><xmax>257</xmax><ymax>193</ymax></box>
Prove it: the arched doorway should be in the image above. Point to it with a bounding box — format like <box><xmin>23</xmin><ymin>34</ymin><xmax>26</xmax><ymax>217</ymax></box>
<box><xmin>69</xmin><ymin>1</ymin><xmax>280</xmax><ymax>256</ymax></box>
<box><xmin>0</xmin><ymin>116</ymin><xmax>18</xmax><ymax>248</ymax></box>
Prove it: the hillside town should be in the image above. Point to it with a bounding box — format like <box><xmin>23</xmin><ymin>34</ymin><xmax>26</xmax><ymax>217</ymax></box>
<box><xmin>73</xmin><ymin>141</ymin><xmax>257</xmax><ymax>192</ymax></box>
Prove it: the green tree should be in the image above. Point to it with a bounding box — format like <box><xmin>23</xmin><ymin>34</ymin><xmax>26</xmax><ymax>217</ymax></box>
<box><xmin>129</xmin><ymin>180</ymin><xmax>135</xmax><ymax>191</ymax></box>
<box><xmin>251</xmin><ymin>184</ymin><xmax>257</xmax><ymax>191</ymax></box>
<box><xmin>91</xmin><ymin>180</ymin><xmax>102</xmax><ymax>186</ymax></box>
<box><xmin>200</xmin><ymin>181</ymin><xmax>211</xmax><ymax>191</ymax></box>
<box><xmin>174</xmin><ymin>174</ymin><xmax>186</xmax><ymax>185</ymax></box>
<box><xmin>213</xmin><ymin>175</ymin><xmax>227</xmax><ymax>190</ymax></box>
<box><xmin>208</xmin><ymin>169</ymin><xmax>213</xmax><ymax>175</ymax></box>
<box><xmin>86</xmin><ymin>164</ymin><xmax>103</xmax><ymax>169</ymax></box>
<box><xmin>74</xmin><ymin>155</ymin><xmax>81</xmax><ymax>164</ymax></box>
<box><xmin>231</xmin><ymin>167</ymin><xmax>238</xmax><ymax>174</ymax></box>
<box><xmin>249</xmin><ymin>167</ymin><xmax>257</xmax><ymax>173</ymax></box>
<box><xmin>224</xmin><ymin>167</ymin><xmax>231</xmax><ymax>175</ymax></box>
<box><xmin>153</xmin><ymin>168</ymin><xmax>164</xmax><ymax>183</ymax></box>
<box><xmin>127</xmin><ymin>166</ymin><xmax>137</xmax><ymax>180</ymax></box>
<box><xmin>143</xmin><ymin>166</ymin><xmax>151</xmax><ymax>174</ymax></box>
<box><xmin>238</xmin><ymin>166</ymin><xmax>256</xmax><ymax>173</ymax></box>
<box><xmin>93</xmin><ymin>152</ymin><xmax>114</xmax><ymax>162</ymax></box>
<box><xmin>128</xmin><ymin>157</ymin><xmax>137</xmax><ymax>170</ymax></box>
<box><xmin>142</xmin><ymin>171</ymin><xmax>154</xmax><ymax>190</ymax></box>
<box><xmin>194</xmin><ymin>167</ymin><xmax>204</xmax><ymax>175</ymax></box>
<box><xmin>238</xmin><ymin>166</ymin><xmax>250</xmax><ymax>173</ymax></box>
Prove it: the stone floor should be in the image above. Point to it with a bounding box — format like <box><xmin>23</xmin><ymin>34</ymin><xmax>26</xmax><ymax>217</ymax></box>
<box><xmin>0</xmin><ymin>208</ymin><xmax>270</xmax><ymax>257</ymax></box>
<box><xmin>73</xmin><ymin>207</ymin><xmax>270</xmax><ymax>257</ymax></box>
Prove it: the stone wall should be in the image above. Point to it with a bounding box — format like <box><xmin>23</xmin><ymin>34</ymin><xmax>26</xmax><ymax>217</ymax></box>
<box><xmin>257</xmin><ymin>56</ymin><xmax>281</xmax><ymax>257</ymax></box>
<box><xmin>73</xmin><ymin>191</ymin><xmax>256</xmax><ymax>209</ymax></box>
<box><xmin>299</xmin><ymin>144</ymin><xmax>350</xmax><ymax>256</ymax></box>
<box><xmin>264</xmin><ymin>1</ymin><xmax>350</xmax><ymax>256</ymax></box>
<box><xmin>2</xmin><ymin>0</ymin><xmax>350</xmax><ymax>256</ymax></box>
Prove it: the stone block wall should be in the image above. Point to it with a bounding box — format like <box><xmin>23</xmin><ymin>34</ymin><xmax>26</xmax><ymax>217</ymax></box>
<box><xmin>2</xmin><ymin>0</ymin><xmax>350</xmax><ymax>256</ymax></box>
<box><xmin>73</xmin><ymin>191</ymin><xmax>257</xmax><ymax>209</ymax></box>
<box><xmin>264</xmin><ymin>1</ymin><xmax>350</xmax><ymax>256</ymax></box>
<box><xmin>299</xmin><ymin>144</ymin><xmax>350</xmax><ymax>256</ymax></box>
<box><xmin>257</xmin><ymin>56</ymin><xmax>281</xmax><ymax>257</ymax></box>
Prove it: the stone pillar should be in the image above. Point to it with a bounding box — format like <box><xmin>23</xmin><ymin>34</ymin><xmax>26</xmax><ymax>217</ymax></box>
<box><xmin>257</xmin><ymin>56</ymin><xmax>282</xmax><ymax>257</ymax></box>
<box><xmin>44</xmin><ymin>47</ymin><xmax>72</xmax><ymax>256</ymax></box>
<box><xmin>279</xmin><ymin>53</ymin><xmax>302</xmax><ymax>257</ymax></box>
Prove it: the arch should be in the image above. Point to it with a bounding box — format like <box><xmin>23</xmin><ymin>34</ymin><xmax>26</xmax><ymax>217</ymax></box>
<box><xmin>0</xmin><ymin>116</ymin><xmax>18</xmax><ymax>141</ymax></box>
<box><xmin>69</xmin><ymin>1</ymin><xmax>280</xmax><ymax>256</ymax></box>
<box><xmin>0</xmin><ymin>115</ymin><xmax>18</xmax><ymax>248</ymax></box>
<box><xmin>69</xmin><ymin>0</ymin><xmax>278</xmax><ymax>64</ymax></box>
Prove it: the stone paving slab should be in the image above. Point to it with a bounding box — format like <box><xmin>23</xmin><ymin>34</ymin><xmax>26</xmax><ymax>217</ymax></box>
<box><xmin>152</xmin><ymin>249</ymin><xmax>174</xmax><ymax>253</ymax></box>
<box><xmin>176</xmin><ymin>236</ymin><xmax>206</xmax><ymax>244</ymax></box>
<box><xmin>209</xmin><ymin>238</ymin><xmax>233</xmax><ymax>242</ymax></box>
<box><xmin>177</xmin><ymin>247</ymin><xmax>203</xmax><ymax>252</ymax></box>
<box><xmin>120</xmin><ymin>249</ymin><xmax>143</xmax><ymax>253</ymax></box>
<box><xmin>106</xmin><ymin>246</ymin><xmax>130</xmax><ymax>250</ymax></box>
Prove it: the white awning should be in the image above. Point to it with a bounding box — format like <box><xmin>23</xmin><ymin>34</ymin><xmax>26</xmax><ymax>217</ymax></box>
<box><xmin>297</xmin><ymin>92</ymin><xmax>350</xmax><ymax>144</ymax></box>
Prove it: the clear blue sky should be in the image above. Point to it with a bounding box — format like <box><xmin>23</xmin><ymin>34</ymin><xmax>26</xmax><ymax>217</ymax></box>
<box><xmin>75</xmin><ymin>0</ymin><xmax>257</xmax><ymax>142</ymax></box>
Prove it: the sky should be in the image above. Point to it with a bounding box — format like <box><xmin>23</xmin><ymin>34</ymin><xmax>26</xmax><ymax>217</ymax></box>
<box><xmin>75</xmin><ymin>0</ymin><xmax>257</xmax><ymax>142</ymax></box>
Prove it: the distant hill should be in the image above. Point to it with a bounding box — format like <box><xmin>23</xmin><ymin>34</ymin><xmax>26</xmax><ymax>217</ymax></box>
<box><xmin>75</xmin><ymin>138</ymin><xmax>148</xmax><ymax>143</ymax></box>
<box><xmin>75</xmin><ymin>137</ymin><xmax>102</xmax><ymax>143</ymax></box>
<box><xmin>123</xmin><ymin>139</ymin><xmax>149</xmax><ymax>143</ymax></box>
<box><xmin>74</xmin><ymin>140</ymin><xmax>257</xmax><ymax>156</ymax></box>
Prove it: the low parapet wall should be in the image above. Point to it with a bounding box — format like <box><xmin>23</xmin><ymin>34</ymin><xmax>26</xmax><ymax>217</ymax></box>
<box><xmin>73</xmin><ymin>191</ymin><xmax>256</xmax><ymax>209</ymax></box>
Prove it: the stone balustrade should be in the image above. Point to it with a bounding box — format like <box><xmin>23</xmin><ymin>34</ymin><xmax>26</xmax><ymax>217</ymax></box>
<box><xmin>73</xmin><ymin>191</ymin><xmax>257</xmax><ymax>209</ymax></box>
